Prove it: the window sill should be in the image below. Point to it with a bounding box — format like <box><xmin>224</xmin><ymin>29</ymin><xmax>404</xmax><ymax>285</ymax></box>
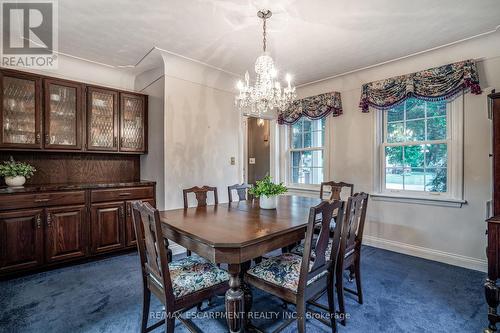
<box><xmin>370</xmin><ymin>193</ymin><xmax>467</xmax><ymax>208</ymax></box>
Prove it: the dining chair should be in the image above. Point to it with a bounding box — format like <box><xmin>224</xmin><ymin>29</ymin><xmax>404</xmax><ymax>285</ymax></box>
<box><xmin>245</xmin><ymin>200</ymin><xmax>345</xmax><ymax>333</ymax></box>
<box><xmin>182</xmin><ymin>185</ymin><xmax>218</xmax><ymax>256</ymax></box>
<box><xmin>131</xmin><ymin>201</ymin><xmax>229</xmax><ymax>333</ymax></box>
<box><xmin>320</xmin><ymin>181</ymin><xmax>354</xmax><ymax>201</ymax></box>
<box><xmin>290</xmin><ymin>192</ymin><xmax>369</xmax><ymax>326</ymax></box>
<box><xmin>227</xmin><ymin>183</ymin><xmax>252</xmax><ymax>202</ymax></box>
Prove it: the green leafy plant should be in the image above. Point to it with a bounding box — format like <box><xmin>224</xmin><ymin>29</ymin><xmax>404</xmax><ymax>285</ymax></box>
<box><xmin>0</xmin><ymin>157</ymin><xmax>36</xmax><ymax>178</ymax></box>
<box><xmin>249</xmin><ymin>175</ymin><xmax>287</xmax><ymax>198</ymax></box>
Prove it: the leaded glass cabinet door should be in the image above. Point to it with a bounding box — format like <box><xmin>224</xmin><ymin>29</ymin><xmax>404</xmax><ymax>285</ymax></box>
<box><xmin>87</xmin><ymin>87</ymin><xmax>118</xmax><ymax>151</ymax></box>
<box><xmin>119</xmin><ymin>93</ymin><xmax>146</xmax><ymax>153</ymax></box>
<box><xmin>43</xmin><ymin>79</ymin><xmax>83</xmax><ymax>150</ymax></box>
<box><xmin>0</xmin><ymin>70</ymin><xmax>42</xmax><ymax>148</ymax></box>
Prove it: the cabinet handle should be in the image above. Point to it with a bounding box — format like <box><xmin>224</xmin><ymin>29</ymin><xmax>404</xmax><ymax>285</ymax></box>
<box><xmin>47</xmin><ymin>213</ymin><xmax>52</xmax><ymax>228</ymax></box>
<box><xmin>35</xmin><ymin>133</ymin><xmax>41</xmax><ymax>144</ymax></box>
<box><xmin>36</xmin><ymin>214</ymin><xmax>41</xmax><ymax>229</ymax></box>
<box><xmin>127</xmin><ymin>204</ymin><xmax>131</xmax><ymax>217</ymax></box>
<box><xmin>45</xmin><ymin>134</ymin><xmax>50</xmax><ymax>144</ymax></box>
<box><xmin>119</xmin><ymin>192</ymin><xmax>132</xmax><ymax>196</ymax></box>
<box><xmin>114</xmin><ymin>137</ymin><xmax>117</xmax><ymax>147</ymax></box>
<box><xmin>34</xmin><ymin>198</ymin><xmax>50</xmax><ymax>203</ymax></box>
<box><xmin>119</xmin><ymin>206</ymin><xmax>124</xmax><ymax>219</ymax></box>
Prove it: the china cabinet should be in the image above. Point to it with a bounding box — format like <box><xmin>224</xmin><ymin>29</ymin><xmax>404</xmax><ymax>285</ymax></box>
<box><xmin>0</xmin><ymin>70</ymin><xmax>42</xmax><ymax>149</ymax></box>
<box><xmin>44</xmin><ymin>78</ymin><xmax>83</xmax><ymax>150</ymax></box>
<box><xmin>120</xmin><ymin>93</ymin><xmax>146</xmax><ymax>152</ymax></box>
<box><xmin>0</xmin><ymin>68</ymin><xmax>148</xmax><ymax>154</ymax></box>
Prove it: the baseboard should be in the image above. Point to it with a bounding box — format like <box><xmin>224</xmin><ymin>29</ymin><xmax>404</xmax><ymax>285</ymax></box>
<box><xmin>363</xmin><ymin>235</ymin><xmax>487</xmax><ymax>272</ymax></box>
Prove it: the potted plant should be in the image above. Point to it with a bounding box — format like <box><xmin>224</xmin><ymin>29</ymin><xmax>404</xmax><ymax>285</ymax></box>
<box><xmin>249</xmin><ymin>175</ymin><xmax>287</xmax><ymax>209</ymax></box>
<box><xmin>0</xmin><ymin>157</ymin><xmax>36</xmax><ymax>188</ymax></box>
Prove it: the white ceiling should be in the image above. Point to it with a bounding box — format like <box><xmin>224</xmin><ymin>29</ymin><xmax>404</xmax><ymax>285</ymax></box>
<box><xmin>56</xmin><ymin>0</ymin><xmax>500</xmax><ymax>85</ymax></box>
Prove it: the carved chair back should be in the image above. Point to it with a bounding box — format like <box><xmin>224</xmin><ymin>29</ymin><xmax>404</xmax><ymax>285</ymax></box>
<box><xmin>320</xmin><ymin>181</ymin><xmax>354</xmax><ymax>201</ymax></box>
<box><xmin>131</xmin><ymin>201</ymin><xmax>175</xmax><ymax>305</ymax></box>
<box><xmin>227</xmin><ymin>183</ymin><xmax>252</xmax><ymax>202</ymax></box>
<box><xmin>338</xmin><ymin>192</ymin><xmax>369</xmax><ymax>261</ymax></box>
<box><xmin>298</xmin><ymin>200</ymin><xmax>345</xmax><ymax>293</ymax></box>
<box><xmin>183</xmin><ymin>186</ymin><xmax>219</xmax><ymax>208</ymax></box>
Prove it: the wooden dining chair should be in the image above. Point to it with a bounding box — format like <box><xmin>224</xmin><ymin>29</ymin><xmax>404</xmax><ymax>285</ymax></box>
<box><xmin>320</xmin><ymin>181</ymin><xmax>354</xmax><ymax>201</ymax></box>
<box><xmin>289</xmin><ymin>192</ymin><xmax>369</xmax><ymax>326</ymax></box>
<box><xmin>227</xmin><ymin>183</ymin><xmax>252</xmax><ymax>202</ymax></box>
<box><xmin>335</xmin><ymin>192</ymin><xmax>369</xmax><ymax>325</ymax></box>
<box><xmin>245</xmin><ymin>200</ymin><xmax>345</xmax><ymax>333</ymax></box>
<box><xmin>131</xmin><ymin>201</ymin><xmax>229</xmax><ymax>333</ymax></box>
<box><xmin>182</xmin><ymin>185</ymin><xmax>218</xmax><ymax>256</ymax></box>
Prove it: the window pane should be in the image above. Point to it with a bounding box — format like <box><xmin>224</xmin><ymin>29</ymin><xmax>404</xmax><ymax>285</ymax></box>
<box><xmin>387</xmin><ymin>104</ymin><xmax>404</xmax><ymax>122</ymax></box>
<box><xmin>426</xmin><ymin>101</ymin><xmax>447</xmax><ymax>117</ymax></box>
<box><xmin>403</xmin><ymin>167</ymin><xmax>425</xmax><ymax>191</ymax></box>
<box><xmin>311</xmin><ymin>150</ymin><xmax>323</xmax><ymax>168</ymax></box>
<box><xmin>303</xmin><ymin>131</ymin><xmax>312</xmax><ymax>148</ymax></box>
<box><xmin>291</xmin><ymin>168</ymin><xmax>300</xmax><ymax>183</ymax></box>
<box><xmin>386</xmin><ymin>168</ymin><xmax>404</xmax><ymax>189</ymax></box>
<box><xmin>311</xmin><ymin>131</ymin><xmax>324</xmax><ymax>148</ymax></box>
<box><xmin>291</xmin><ymin>151</ymin><xmax>301</xmax><ymax>168</ymax></box>
<box><xmin>425</xmin><ymin>168</ymin><xmax>447</xmax><ymax>192</ymax></box>
<box><xmin>385</xmin><ymin>146</ymin><xmax>403</xmax><ymax>167</ymax></box>
<box><xmin>405</xmin><ymin>120</ymin><xmax>425</xmax><ymax>141</ymax></box>
<box><xmin>404</xmin><ymin>145</ymin><xmax>424</xmax><ymax>168</ymax></box>
<box><xmin>426</xmin><ymin>143</ymin><xmax>447</xmax><ymax>167</ymax></box>
<box><xmin>291</xmin><ymin>126</ymin><xmax>303</xmax><ymax>149</ymax></box>
<box><xmin>387</xmin><ymin>122</ymin><xmax>405</xmax><ymax>143</ymax></box>
<box><xmin>303</xmin><ymin>119</ymin><xmax>312</xmax><ymax>133</ymax></box>
<box><xmin>311</xmin><ymin>167</ymin><xmax>324</xmax><ymax>184</ymax></box>
<box><xmin>427</xmin><ymin>116</ymin><xmax>447</xmax><ymax>140</ymax></box>
<box><xmin>406</xmin><ymin>99</ymin><xmax>425</xmax><ymax>120</ymax></box>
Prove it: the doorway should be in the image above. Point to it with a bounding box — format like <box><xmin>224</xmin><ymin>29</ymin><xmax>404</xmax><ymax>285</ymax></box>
<box><xmin>246</xmin><ymin>117</ymin><xmax>270</xmax><ymax>184</ymax></box>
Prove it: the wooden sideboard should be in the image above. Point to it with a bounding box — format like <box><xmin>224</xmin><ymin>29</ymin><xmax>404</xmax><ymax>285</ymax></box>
<box><xmin>486</xmin><ymin>91</ymin><xmax>500</xmax><ymax>332</ymax></box>
<box><xmin>0</xmin><ymin>68</ymin><xmax>147</xmax><ymax>154</ymax></box>
<box><xmin>0</xmin><ymin>181</ymin><xmax>155</xmax><ymax>278</ymax></box>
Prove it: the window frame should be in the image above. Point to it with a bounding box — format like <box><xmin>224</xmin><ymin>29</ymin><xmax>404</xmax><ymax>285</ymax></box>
<box><xmin>374</xmin><ymin>96</ymin><xmax>464</xmax><ymax>202</ymax></box>
<box><xmin>282</xmin><ymin>117</ymin><xmax>330</xmax><ymax>190</ymax></box>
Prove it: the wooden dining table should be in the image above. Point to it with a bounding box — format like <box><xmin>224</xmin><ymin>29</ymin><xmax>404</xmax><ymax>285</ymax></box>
<box><xmin>159</xmin><ymin>195</ymin><xmax>322</xmax><ymax>333</ymax></box>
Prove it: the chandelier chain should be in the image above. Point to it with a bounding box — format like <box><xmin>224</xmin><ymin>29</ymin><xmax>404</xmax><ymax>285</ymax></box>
<box><xmin>262</xmin><ymin>17</ymin><xmax>267</xmax><ymax>52</ymax></box>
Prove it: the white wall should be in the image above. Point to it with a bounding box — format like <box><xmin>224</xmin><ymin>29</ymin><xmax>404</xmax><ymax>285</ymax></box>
<box><xmin>161</xmin><ymin>52</ymin><xmax>240</xmax><ymax>209</ymax></box>
<box><xmin>136</xmin><ymin>67</ymin><xmax>166</xmax><ymax>210</ymax></box>
<box><xmin>291</xmin><ymin>31</ymin><xmax>500</xmax><ymax>271</ymax></box>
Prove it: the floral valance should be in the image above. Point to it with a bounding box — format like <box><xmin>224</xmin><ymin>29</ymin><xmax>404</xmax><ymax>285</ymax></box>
<box><xmin>278</xmin><ymin>91</ymin><xmax>343</xmax><ymax>125</ymax></box>
<box><xmin>359</xmin><ymin>59</ymin><xmax>481</xmax><ymax>112</ymax></box>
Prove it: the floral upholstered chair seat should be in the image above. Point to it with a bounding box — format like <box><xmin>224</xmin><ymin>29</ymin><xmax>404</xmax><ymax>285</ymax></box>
<box><xmin>290</xmin><ymin>240</ymin><xmax>333</xmax><ymax>259</ymax></box>
<box><xmin>246</xmin><ymin>253</ymin><xmax>328</xmax><ymax>292</ymax></box>
<box><xmin>151</xmin><ymin>256</ymin><xmax>229</xmax><ymax>298</ymax></box>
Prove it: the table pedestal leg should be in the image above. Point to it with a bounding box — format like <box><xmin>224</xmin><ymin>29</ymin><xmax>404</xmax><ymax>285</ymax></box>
<box><xmin>240</xmin><ymin>261</ymin><xmax>253</xmax><ymax>326</ymax></box>
<box><xmin>226</xmin><ymin>264</ymin><xmax>244</xmax><ymax>333</ymax></box>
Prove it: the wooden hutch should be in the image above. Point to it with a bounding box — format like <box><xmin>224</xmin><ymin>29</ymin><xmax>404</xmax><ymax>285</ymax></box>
<box><xmin>0</xmin><ymin>68</ymin><xmax>155</xmax><ymax>278</ymax></box>
<box><xmin>486</xmin><ymin>90</ymin><xmax>500</xmax><ymax>332</ymax></box>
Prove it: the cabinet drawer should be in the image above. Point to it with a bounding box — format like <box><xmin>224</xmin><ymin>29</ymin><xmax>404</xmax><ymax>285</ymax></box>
<box><xmin>91</xmin><ymin>186</ymin><xmax>154</xmax><ymax>203</ymax></box>
<box><xmin>0</xmin><ymin>191</ymin><xmax>86</xmax><ymax>211</ymax></box>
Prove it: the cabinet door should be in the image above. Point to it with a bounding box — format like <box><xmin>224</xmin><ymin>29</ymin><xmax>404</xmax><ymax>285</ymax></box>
<box><xmin>87</xmin><ymin>87</ymin><xmax>118</xmax><ymax>151</ymax></box>
<box><xmin>45</xmin><ymin>205</ymin><xmax>86</xmax><ymax>263</ymax></box>
<box><xmin>44</xmin><ymin>79</ymin><xmax>83</xmax><ymax>150</ymax></box>
<box><xmin>0</xmin><ymin>70</ymin><xmax>42</xmax><ymax>148</ymax></box>
<box><xmin>91</xmin><ymin>202</ymin><xmax>124</xmax><ymax>254</ymax></box>
<box><xmin>0</xmin><ymin>209</ymin><xmax>44</xmax><ymax>273</ymax></box>
<box><xmin>120</xmin><ymin>93</ymin><xmax>146</xmax><ymax>153</ymax></box>
<box><xmin>125</xmin><ymin>199</ymin><xmax>155</xmax><ymax>247</ymax></box>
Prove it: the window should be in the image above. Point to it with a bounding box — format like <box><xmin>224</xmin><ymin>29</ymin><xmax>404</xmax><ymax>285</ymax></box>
<box><xmin>288</xmin><ymin>117</ymin><xmax>326</xmax><ymax>185</ymax></box>
<box><xmin>377</xmin><ymin>97</ymin><xmax>463</xmax><ymax>200</ymax></box>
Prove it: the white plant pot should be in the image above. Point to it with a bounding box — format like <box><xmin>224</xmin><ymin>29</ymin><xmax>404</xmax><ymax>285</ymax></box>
<box><xmin>259</xmin><ymin>195</ymin><xmax>278</xmax><ymax>209</ymax></box>
<box><xmin>5</xmin><ymin>176</ymin><xmax>26</xmax><ymax>187</ymax></box>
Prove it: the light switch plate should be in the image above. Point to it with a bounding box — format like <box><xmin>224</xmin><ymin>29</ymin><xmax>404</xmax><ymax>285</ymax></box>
<box><xmin>249</xmin><ymin>157</ymin><xmax>256</xmax><ymax>164</ymax></box>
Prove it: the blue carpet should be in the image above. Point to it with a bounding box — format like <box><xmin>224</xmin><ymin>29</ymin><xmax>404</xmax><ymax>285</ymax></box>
<box><xmin>0</xmin><ymin>246</ymin><xmax>486</xmax><ymax>332</ymax></box>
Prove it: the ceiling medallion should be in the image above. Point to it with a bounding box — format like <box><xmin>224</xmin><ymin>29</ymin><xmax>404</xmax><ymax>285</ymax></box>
<box><xmin>235</xmin><ymin>9</ymin><xmax>296</xmax><ymax>117</ymax></box>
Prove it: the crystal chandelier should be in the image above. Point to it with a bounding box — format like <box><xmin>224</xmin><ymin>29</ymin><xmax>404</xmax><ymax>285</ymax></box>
<box><xmin>235</xmin><ymin>10</ymin><xmax>296</xmax><ymax>116</ymax></box>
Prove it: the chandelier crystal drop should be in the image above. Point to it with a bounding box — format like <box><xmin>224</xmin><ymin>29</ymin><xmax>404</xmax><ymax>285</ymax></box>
<box><xmin>235</xmin><ymin>9</ymin><xmax>296</xmax><ymax>116</ymax></box>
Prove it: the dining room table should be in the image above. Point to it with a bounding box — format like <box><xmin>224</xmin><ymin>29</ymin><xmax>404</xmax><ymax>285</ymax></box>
<box><xmin>158</xmin><ymin>194</ymin><xmax>323</xmax><ymax>333</ymax></box>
